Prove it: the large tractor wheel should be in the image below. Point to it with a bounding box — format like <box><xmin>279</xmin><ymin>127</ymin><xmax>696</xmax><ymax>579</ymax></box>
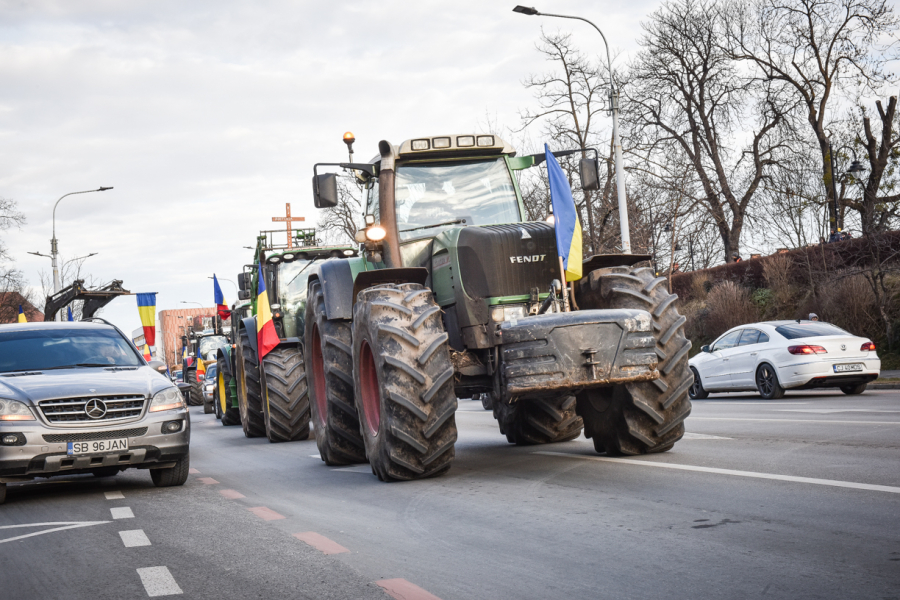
<box><xmin>260</xmin><ymin>347</ymin><xmax>311</xmax><ymax>443</ymax></box>
<box><xmin>306</xmin><ymin>281</ymin><xmax>366</xmax><ymax>465</ymax></box>
<box><xmin>574</xmin><ymin>266</ymin><xmax>692</xmax><ymax>455</ymax></box>
<box><xmin>493</xmin><ymin>395</ymin><xmax>583</xmax><ymax>445</ymax></box>
<box><xmin>213</xmin><ymin>383</ymin><xmax>222</xmax><ymax>419</ymax></box>
<box><xmin>236</xmin><ymin>327</ymin><xmax>265</xmax><ymax>438</ymax></box>
<box><xmin>352</xmin><ymin>283</ymin><xmax>458</xmax><ymax>481</ymax></box>
<box><xmin>220</xmin><ymin>367</ymin><xmax>240</xmax><ymax>426</ymax></box>
<box><xmin>185</xmin><ymin>367</ymin><xmax>203</xmax><ymax>406</ymax></box>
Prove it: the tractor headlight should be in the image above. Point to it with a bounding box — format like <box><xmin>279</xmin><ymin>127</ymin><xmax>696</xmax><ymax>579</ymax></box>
<box><xmin>366</xmin><ymin>226</ymin><xmax>387</xmax><ymax>241</ymax></box>
<box><xmin>149</xmin><ymin>387</ymin><xmax>185</xmax><ymax>413</ymax></box>
<box><xmin>0</xmin><ymin>398</ymin><xmax>35</xmax><ymax>421</ymax></box>
<box><xmin>490</xmin><ymin>305</ymin><xmax>527</xmax><ymax>323</ymax></box>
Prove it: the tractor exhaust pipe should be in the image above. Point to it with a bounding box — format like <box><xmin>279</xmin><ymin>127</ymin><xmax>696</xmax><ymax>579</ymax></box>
<box><xmin>378</xmin><ymin>140</ymin><xmax>403</xmax><ymax>268</ymax></box>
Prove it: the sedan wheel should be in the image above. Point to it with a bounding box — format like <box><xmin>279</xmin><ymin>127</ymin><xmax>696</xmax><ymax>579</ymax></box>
<box><xmin>688</xmin><ymin>367</ymin><xmax>709</xmax><ymax>399</ymax></box>
<box><xmin>756</xmin><ymin>364</ymin><xmax>785</xmax><ymax>400</ymax></box>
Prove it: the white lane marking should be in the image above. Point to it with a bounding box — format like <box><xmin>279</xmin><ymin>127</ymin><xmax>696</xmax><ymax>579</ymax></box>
<box><xmin>137</xmin><ymin>566</ymin><xmax>183</xmax><ymax>597</ymax></box>
<box><xmin>331</xmin><ymin>465</ymin><xmax>372</xmax><ymax>473</ymax></box>
<box><xmin>535</xmin><ymin>451</ymin><xmax>900</xmax><ymax>494</ymax></box>
<box><xmin>0</xmin><ymin>521</ymin><xmax>110</xmax><ymax>544</ymax></box>
<box><xmin>776</xmin><ymin>409</ymin><xmax>900</xmax><ymax>414</ymax></box>
<box><xmin>309</xmin><ymin>454</ymin><xmax>321</xmax><ymax>459</ymax></box>
<box><xmin>119</xmin><ymin>529</ymin><xmax>151</xmax><ymax>547</ymax></box>
<box><xmin>690</xmin><ymin>417</ymin><xmax>900</xmax><ymax>425</ymax></box>
<box><xmin>682</xmin><ymin>432</ymin><xmax>732</xmax><ymax>440</ymax></box>
<box><xmin>699</xmin><ymin>402</ymin><xmax>808</xmax><ymax>405</ymax></box>
<box><xmin>105</xmin><ymin>491</ymin><xmax>124</xmax><ymax>500</ymax></box>
<box><xmin>110</xmin><ymin>507</ymin><xmax>134</xmax><ymax>519</ymax></box>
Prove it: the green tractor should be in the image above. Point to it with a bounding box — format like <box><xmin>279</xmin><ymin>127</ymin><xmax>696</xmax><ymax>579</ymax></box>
<box><xmin>232</xmin><ymin>228</ymin><xmax>359</xmax><ymax>443</ymax></box>
<box><xmin>306</xmin><ymin>134</ymin><xmax>692</xmax><ymax>481</ymax></box>
<box><xmin>214</xmin><ymin>300</ymin><xmax>250</xmax><ymax>426</ymax></box>
<box><xmin>182</xmin><ymin>325</ymin><xmax>230</xmax><ymax>410</ymax></box>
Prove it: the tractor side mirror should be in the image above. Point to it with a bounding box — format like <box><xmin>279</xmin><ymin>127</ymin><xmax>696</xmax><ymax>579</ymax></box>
<box><xmin>580</xmin><ymin>158</ymin><xmax>600</xmax><ymax>191</ymax></box>
<box><xmin>701</xmin><ymin>345</ymin><xmax>710</xmax><ymax>353</ymax></box>
<box><xmin>313</xmin><ymin>173</ymin><xmax>339</xmax><ymax>208</ymax></box>
<box><xmin>237</xmin><ymin>272</ymin><xmax>250</xmax><ymax>291</ymax></box>
<box><xmin>237</xmin><ymin>289</ymin><xmax>250</xmax><ymax>300</ymax></box>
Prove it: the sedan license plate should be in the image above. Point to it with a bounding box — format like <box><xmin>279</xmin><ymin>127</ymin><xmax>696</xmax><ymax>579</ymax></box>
<box><xmin>833</xmin><ymin>363</ymin><xmax>863</xmax><ymax>373</ymax></box>
<box><xmin>67</xmin><ymin>438</ymin><xmax>128</xmax><ymax>455</ymax></box>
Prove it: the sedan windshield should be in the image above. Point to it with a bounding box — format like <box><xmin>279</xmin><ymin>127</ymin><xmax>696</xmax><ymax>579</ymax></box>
<box><xmin>390</xmin><ymin>159</ymin><xmax>520</xmax><ymax>240</ymax></box>
<box><xmin>774</xmin><ymin>323</ymin><xmax>849</xmax><ymax>340</ymax></box>
<box><xmin>0</xmin><ymin>328</ymin><xmax>142</xmax><ymax>372</ymax></box>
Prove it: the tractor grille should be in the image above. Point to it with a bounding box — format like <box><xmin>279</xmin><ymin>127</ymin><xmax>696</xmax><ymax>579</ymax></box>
<box><xmin>42</xmin><ymin>427</ymin><xmax>148</xmax><ymax>443</ymax></box>
<box><xmin>39</xmin><ymin>396</ymin><xmax>146</xmax><ymax>424</ymax></box>
<box><xmin>456</xmin><ymin>222</ymin><xmax>559</xmax><ymax>299</ymax></box>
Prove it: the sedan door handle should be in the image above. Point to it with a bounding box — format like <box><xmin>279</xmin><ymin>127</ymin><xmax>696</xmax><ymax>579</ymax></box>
<box><xmin>723</xmin><ymin>358</ymin><xmax>729</xmax><ymax>361</ymax></box>
<box><xmin>750</xmin><ymin>352</ymin><xmax>758</xmax><ymax>355</ymax></box>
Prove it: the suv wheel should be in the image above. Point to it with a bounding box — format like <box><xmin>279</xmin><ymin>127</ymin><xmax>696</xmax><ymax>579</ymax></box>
<box><xmin>151</xmin><ymin>452</ymin><xmax>190</xmax><ymax>487</ymax></box>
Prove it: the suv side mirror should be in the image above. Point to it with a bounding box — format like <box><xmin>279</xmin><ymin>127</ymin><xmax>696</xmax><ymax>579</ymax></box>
<box><xmin>579</xmin><ymin>158</ymin><xmax>600</xmax><ymax>191</ymax></box>
<box><xmin>701</xmin><ymin>345</ymin><xmax>710</xmax><ymax>353</ymax></box>
<box><xmin>313</xmin><ymin>173</ymin><xmax>339</xmax><ymax>208</ymax></box>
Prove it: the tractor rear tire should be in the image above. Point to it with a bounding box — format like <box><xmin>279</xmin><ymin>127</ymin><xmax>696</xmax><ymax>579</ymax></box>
<box><xmin>236</xmin><ymin>327</ymin><xmax>265</xmax><ymax>438</ymax></box>
<box><xmin>352</xmin><ymin>283</ymin><xmax>458</xmax><ymax>481</ymax></box>
<box><xmin>493</xmin><ymin>395</ymin><xmax>583</xmax><ymax>445</ymax></box>
<box><xmin>219</xmin><ymin>366</ymin><xmax>240</xmax><ymax>426</ymax></box>
<box><xmin>185</xmin><ymin>368</ymin><xmax>203</xmax><ymax>406</ymax></box>
<box><xmin>260</xmin><ymin>346</ymin><xmax>311</xmax><ymax>443</ymax></box>
<box><xmin>306</xmin><ymin>281</ymin><xmax>366</xmax><ymax>465</ymax></box>
<box><xmin>574</xmin><ymin>266</ymin><xmax>692</xmax><ymax>455</ymax></box>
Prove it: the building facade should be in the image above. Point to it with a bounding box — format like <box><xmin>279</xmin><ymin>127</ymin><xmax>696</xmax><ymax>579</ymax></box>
<box><xmin>158</xmin><ymin>307</ymin><xmax>217</xmax><ymax>368</ymax></box>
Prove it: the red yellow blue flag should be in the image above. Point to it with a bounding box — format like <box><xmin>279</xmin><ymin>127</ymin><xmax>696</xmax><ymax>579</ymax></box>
<box><xmin>196</xmin><ymin>357</ymin><xmax>206</xmax><ymax>381</ymax></box>
<box><xmin>256</xmin><ymin>263</ymin><xmax>279</xmax><ymax>359</ymax></box>
<box><xmin>213</xmin><ymin>274</ymin><xmax>232</xmax><ymax>321</ymax></box>
<box><xmin>136</xmin><ymin>293</ymin><xmax>157</xmax><ymax>346</ymax></box>
<box><xmin>545</xmin><ymin>144</ymin><xmax>583</xmax><ymax>282</ymax></box>
<box><xmin>142</xmin><ymin>343</ymin><xmax>152</xmax><ymax>361</ymax></box>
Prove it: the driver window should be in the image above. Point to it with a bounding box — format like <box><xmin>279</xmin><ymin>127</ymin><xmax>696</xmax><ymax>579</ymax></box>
<box><xmin>712</xmin><ymin>330</ymin><xmax>742</xmax><ymax>352</ymax></box>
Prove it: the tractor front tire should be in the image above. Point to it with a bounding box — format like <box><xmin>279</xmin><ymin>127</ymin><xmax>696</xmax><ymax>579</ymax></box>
<box><xmin>306</xmin><ymin>281</ymin><xmax>366</xmax><ymax>465</ymax></box>
<box><xmin>260</xmin><ymin>346</ymin><xmax>311</xmax><ymax>443</ymax></box>
<box><xmin>493</xmin><ymin>395</ymin><xmax>583</xmax><ymax>445</ymax></box>
<box><xmin>352</xmin><ymin>284</ymin><xmax>458</xmax><ymax>481</ymax></box>
<box><xmin>186</xmin><ymin>369</ymin><xmax>203</xmax><ymax>406</ymax></box>
<box><xmin>575</xmin><ymin>266</ymin><xmax>692</xmax><ymax>455</ymax></box>
<box><xmin>236</xmin><ymin>327</ymin><xmax>265</xmax><ymax>438</ymax></box>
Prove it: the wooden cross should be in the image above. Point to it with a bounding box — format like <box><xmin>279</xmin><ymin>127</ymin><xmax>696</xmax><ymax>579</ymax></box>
<box><xmin>272</xmin><ymin>203</ymin><xmax>305</xmax><ymax>248</ymax></box>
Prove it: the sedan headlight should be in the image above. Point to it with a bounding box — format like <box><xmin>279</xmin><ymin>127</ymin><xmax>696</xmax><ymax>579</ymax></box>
<box><xmin>0</xmin><ymin>398</ymin><xmax>35</xmax><ymax>421</ymax></box>
<box><xmin>149</xmin><ymin>387</ymin><xmax>185</xmax><ymax>413</ymax></box>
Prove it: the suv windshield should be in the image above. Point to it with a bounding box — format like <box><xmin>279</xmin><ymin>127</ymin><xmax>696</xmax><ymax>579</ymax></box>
<box><xmin>197</xmin><ymin>336</ymin><xmax>229</xmax><ymax>360</ymax></box>
<box><xmin>368</xmin><ymin>158</ymin><xmax>521</xmax><ymax>241</ymax></box>
<box><xmin>0</xmin><ymin>327</ymin><xmax>142</xmax><ymax>372</ymax></box>
<box><xmin>774</xmin><ymin>323</ymin><xmax>849</xmax><ymax>339</ymax></box>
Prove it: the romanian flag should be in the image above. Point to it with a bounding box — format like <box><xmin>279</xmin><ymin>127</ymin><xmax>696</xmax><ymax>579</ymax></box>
<box><xmin>213</xmin><ymin>274</ymin><xmax>231</xmax><ymax>321</ymax></box>
<box><xmin>196</xmin><ymin>357</ymin><xmax>206</xmax><ymax>381</ymax></box>
<box><xmin>182</xmin><ymin>345</ymin><xmax>193</xmax><ymax>367</ymax></box>
<box><xmin>545</xmin><ymin>144</ymin><xmax>583</xmax><ymax>282</ymax></box>
<box><xmin>17</xmin><ymin>305</ymin><xmax>26</xmax><ymax>323</ymax></box>
<box><xmin>67</xmin><ymin>306</ymin><xmax>74</xmax><ymax>321</ymax></box>
<box><xmin>142</xmin><ymin>343</ymin><xmax>152</xmax><ymax>361</ymax></box>
<box><xmin>136</xmin><ymin>293</ymin><xmax>157</xmax><ymax>346</ymax></box>
<box><xmin>256</xmin><ymin>262</ymin><xmax>279</xmax><ymax>359</ymax></box>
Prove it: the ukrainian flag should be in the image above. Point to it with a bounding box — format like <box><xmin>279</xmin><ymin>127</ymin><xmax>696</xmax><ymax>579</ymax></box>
<box><xmin>136</xmin><ymin>293</ymin><xmax>157</xmax><ymax>347</ymax></box>
<box><xmin>545</xmin><ymin>144</ymin><xmax>583</xmax><ymax>282</ymax></box>
<box><xmin>256</xmin><ymin>262</ymin><xmax>279</xmax><ymax>359</ymax></box>
<box><xmin>17</xmin><ymin>305</ymin><xmax>26</xmax><ymax>323</ymax></box>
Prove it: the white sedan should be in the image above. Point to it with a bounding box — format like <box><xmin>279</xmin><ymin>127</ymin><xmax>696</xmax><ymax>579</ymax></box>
<box><xmin>688</xmin><ymin>321</ymin><xmax>880</xmax><ymax>399</ymax></box>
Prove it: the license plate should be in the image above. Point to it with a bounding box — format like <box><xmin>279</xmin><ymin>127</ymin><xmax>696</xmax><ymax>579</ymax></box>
<box><xmin>833</xmin><ymin>363</ymin><xmax>863</xmax><ymax>373</ymax></box>
<box><xmin>67</xmin><ymin>438</ymin><xmax>128</xmax><ymax>455</ymax></box>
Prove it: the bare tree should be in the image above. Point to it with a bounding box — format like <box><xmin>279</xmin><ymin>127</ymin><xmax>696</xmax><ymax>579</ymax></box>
<box><xmin>628</xmin><ymin>0</ymin><xmax>788</xmax><ymax>263</ymax></box>
<box><xmin>726</xmin><ymin>0</ymin><xmax>900</xmax><ymax>231</ymax></box>
<box><xmin>0</xmin><ymin>197</ymin><xmax>29</xmax><ymax>322</ymax></box>
<box><xmin>317</xmin><ymin>178</ymin><xmax>363</xmax><ymax>245</ymax></box>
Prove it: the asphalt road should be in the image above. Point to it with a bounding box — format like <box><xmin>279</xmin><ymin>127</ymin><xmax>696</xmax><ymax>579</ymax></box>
<box><xmin>2</xmin><ymin>389</ymin><xmax>899</xmax><ymax>600</ymax></box>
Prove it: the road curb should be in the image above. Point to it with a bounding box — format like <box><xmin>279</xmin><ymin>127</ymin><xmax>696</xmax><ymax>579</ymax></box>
<box><xmin>871</xmin><ymin>382</ymin><xmax>900</xmax><ymax>389</ymax></box>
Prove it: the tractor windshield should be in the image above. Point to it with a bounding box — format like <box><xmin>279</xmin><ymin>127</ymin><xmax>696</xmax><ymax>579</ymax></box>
<box><xmin>197</xmin><ymin>336</ymin><xmax>228</xmax><ymax>361</ymax></box>
<box><xmin>371</xmin><ymin>158</ymin><xmax>520</xmax><ymax>241</ymax></box>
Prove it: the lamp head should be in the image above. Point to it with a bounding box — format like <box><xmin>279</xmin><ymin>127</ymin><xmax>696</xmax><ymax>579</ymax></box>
<box><xmin>513</xmin><ymin>5</ymin><xmax>539</xmax><ymax>15</ymax></box>
<box><xmin>98</xmin><ymin>186</ymin><xmax>113</xmax><ymax>191</ymax></box>
<box><xmin>847</xmin><ymin>160</ymin><xmax>866</xmax><ymax>175</ymax></box>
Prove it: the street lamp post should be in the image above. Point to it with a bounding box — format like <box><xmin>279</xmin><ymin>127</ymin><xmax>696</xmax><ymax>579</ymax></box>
<box><xmin>826</xmin><ymin>142</ymin><xmax>866</xmax><ymax>233</ymax></box>
<box><xmin>50</xmin><ymin>187</ymin><xmax>113</xmax><ymax>320</ymax></box>
<box><xmin>513</xmin><ymin>6</ymin><xmax>632</xmax><ymax>254</ymax></box>
<box><xmin>207</xmin><ymin>276</ymin><xmax>238</xmax><ymax>301</ymax></box>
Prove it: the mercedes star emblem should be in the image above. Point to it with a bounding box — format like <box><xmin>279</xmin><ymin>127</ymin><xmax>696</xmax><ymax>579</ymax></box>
<box><xmin>84</xmin><ymin>398</ymin><xmax>108</xmax><ymax>419</ymax></box>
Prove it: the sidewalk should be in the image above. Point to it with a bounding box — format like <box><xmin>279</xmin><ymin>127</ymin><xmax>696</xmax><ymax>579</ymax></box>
<box><xmin>872</xmin><ymin>369</ymin><xmax>900</xmax><ymax>389</ymax></box>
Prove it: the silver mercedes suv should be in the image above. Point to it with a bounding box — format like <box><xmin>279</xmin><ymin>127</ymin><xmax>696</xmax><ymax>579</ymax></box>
<box><xmin>0</xmin><ymin>320</ymin><xmax>191</xmax><ymax>504</ymax></box>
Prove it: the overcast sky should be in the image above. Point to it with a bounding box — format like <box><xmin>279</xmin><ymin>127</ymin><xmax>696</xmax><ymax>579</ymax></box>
<box><xmin>1</xmin><ymin>0</ymin><xmax>662</xmax><ymax>345</ymax></box>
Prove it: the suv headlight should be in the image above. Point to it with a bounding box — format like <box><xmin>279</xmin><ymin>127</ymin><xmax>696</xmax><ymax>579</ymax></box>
<box><xmin>0</xmin><ymin>398</ymin><xmax>35</xmax><ymax>421</ymax></box>
<box><xmin>149</xmin><ymin>387</ymin><xmax>185</xmax><ymax>413</ymax></box>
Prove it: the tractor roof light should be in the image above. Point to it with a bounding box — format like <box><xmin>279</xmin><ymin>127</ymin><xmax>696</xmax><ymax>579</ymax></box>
<box><xmin>432</xmin><ymin>137</ymin><xmax>451</xmax><ymax>149</ymax></box>
<box><xmin>457</xmin><ymin>136</ymin><xmax>475</xmax><ymax>147</ymax></box>
<box><xmin>411</xmin><ymin>139</ymin><xmax>430</xmax><ymax>151</ymax></box>
<box><xmin>343</xmin><ymin>131</ymin><xmax>355</xmax><ymax>146</ymax></box>
<box><xmin>476</xmin><ymin>135</ymin><xmax>495</xmax><ymax>147</ymax></box>
<box><xmin>366</xmin><ymin>226</ymin><xmax>387</xmax><ymax>242</ymax></box>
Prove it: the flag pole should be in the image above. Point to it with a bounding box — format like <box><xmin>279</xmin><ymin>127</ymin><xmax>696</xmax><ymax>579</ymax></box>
<box><xmin>558</xmin><ymin>257</ymin><xmax>570</xmax><ymax>312</ymax></box>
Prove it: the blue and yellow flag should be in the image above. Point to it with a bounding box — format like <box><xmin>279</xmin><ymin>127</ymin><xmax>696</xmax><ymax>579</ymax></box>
<box><xmin>545</xmin><ymin>144</ymin><xmax>583</xmax><ymax>282</ymax></box>
<box><xmin>67</xmin><ymin>306</ymin><xmax>74</xmax><ymax>322</ymax></box>
<box><xmin>17</xmin><ymin>305</ymin><xmax>26</xmax><ymax>323</ymax></box>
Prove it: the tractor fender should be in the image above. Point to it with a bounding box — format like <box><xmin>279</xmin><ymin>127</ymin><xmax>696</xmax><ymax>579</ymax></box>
<box><xmin>240</xmin><ymin>316</ymin><xmax>259</xmax><ymax>356</ymax></box>
<box><xmin>310</xmin><ymin>260</ymin><xmax>356</xmax><ymax>321</ymax></box>
<box><xmin>216</xmin><ymin>347</ymin><xmax>232</xmax><ymax>378</ymax></box>
<box><xmin>351</xmin><ymin>268</ymin><xmax>428</xmax><ymax>310</ymax></box>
